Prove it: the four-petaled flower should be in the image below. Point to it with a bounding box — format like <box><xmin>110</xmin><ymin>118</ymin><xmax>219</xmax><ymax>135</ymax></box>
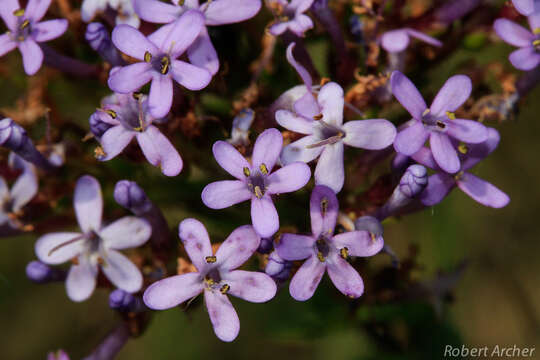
<box><xmin>391</xmin><ymin>70</ymin><xmax>489</xmax><ymax>174</ymax></box>
<box><xmin>494</xmin><ymin>16</ymin><xmax>540</xmax><ymax>70</ymax></box>
<box><xmin>268</xmin><ymin>0</ymin><xmax>314</xmax><ymax>37</ymax></box>
<box><xmin>380</xmin><ymin>28</ymin><xmax>442</xmax><ymax>53</ymax></box>
<box><xmin>108</xmin><ymin>10</ymin><xmax>212</xmax><ymax>118</ymax></box>
<box><xmin>202</xmin><ymin>128</ymin><xmax>311</xmax><ymax>238</ymax></box>
<box><xmin>143</xmin><ymin>218</ymin><xmax>277</xmax><ymax>342</ymax></box>
<box><xmin>276</xmin><ymin>185</ymin><xmax>384</xmax><ymax>301</ymax></box>
<box><xmin>35</xmin><ymin>175</ymin><xmax>152</xmax><ymax>302</ymax></box>
<box><xmin>133</xmin><ymin>0</ymin><xmax>262</xmax><ymax>75</ymax></box>
<box><xmin>0</xmin><ymin>0</ymin><xmax>68</xmax><ymax>75</ymax></box>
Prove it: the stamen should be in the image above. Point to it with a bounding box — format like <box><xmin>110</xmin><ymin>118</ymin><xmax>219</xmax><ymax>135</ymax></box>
<box><xmin>205</xmin><ymin>277</ymin><xmax>215</xmax><ymax>286</ymax></box>
<box><xmin>205</xmin><ymin>256</ymin><xmax>217</xmax><ymax>263</ymax></box>
<box><xmin>436</xmin><ymin>121</ymin><xmax>446</xmax><ymax>129</ymax></box>
<box><xmin>144</xmin><ymin>51</ymin><xmax>152</xmax><ymax>63</ymax></box>
<box><xmin>254</xmin><ymin>186</ymin><xmax>263</xmax><ymax>199</ymax></box>
<box><xmin>94</xmin><ymin>146</ymin><xmax>106</xmax><ymax>158</ymax></box>
<box><xmin>97</xmin><ymin>256</ymin><xmax>106</xmax><ymax>266</ymax></box>
<box><xmin>313</xmin><ymin>114</ymin><xmax>323</xmax><ymax>120</ymax></box>
<box><xmin>132</xmin><ymin>92</ymin><xmax>143</xmax><ymax>100</ymax></box>
<box><xmin>220</xmin><ymin>284</ymin><xmax>230</xmax><ymax>294</ymax></box>
<box><xmin>243</xmin><ymin>167</ymin><xmax>250</xmax><ymax>177</ymax></box>
<box><xmin>321</xmin><ymin>197</ymin><xmax>328</xmax><ymax>216</ymax></box>
<box><xmin>259</xmin><ymin>163</ymin><xmax>268</xmax><ymax>175</ymax></box>
<box><xmin>458</xmin><ymin>143</ymin><xmax>469</xmax><ymax>154</ymax></box>
<box><xmin>445</xmin><ymin>111</ymin><xmax>456</xmax><ymax>120</ymax></box>
<box><xmin>454</xmin><ymin>171</ymin><xmax>464</xmax><ymax>181</ymax></box>
<box><xmin>340</xmin><ymin>247</ymin><xmax>349</xmax><ymax>259</ymax></box>
<box><xmin>20</xmin><ymin>19</ymin><xmax>30</xmax><ymax>29</ymax></box>
<box><xmin>422</xmin><ymin>108</ymin><xmax>430</xmax><ymax>117</ymax></box>
<box><xmin>71</xmin><ymin>257</ymin><xmax>79</xmax><ymax>265</ymax></box>
<box><xmin>48</xmin><ymin>234</ymin><xmax>85</xmax><ymax>256</ymax></box>
<box><xmin>305</xmin><ymin>134</ymin><xmax>344</xmax><ymax>148</ymax></box>
<box><xmin>370</xmin><ymin>233</ymin><xmax>377</xmax><ymax>243</ymax></box>
<box><xmin>160</xmin><ymin>57</ymin><xmax>170</xmax><ymax>74</ymax></box>
<box><xmin>533</xmin><ymin>39</ymin><xmax>540</xmax><ymax>47</ymax></box>
<box><xmin>134</xmin><ymin>95</ymin><xmax>145</xmax><ymax>132</ymax></box>
<box><xmin>106</xmin><ymin>109</ymin><xmax>117</xmax><ymax>119</ymax></box>
<box><xmin>317</xmin><ymin>251</ymin><xmax>325</xmax><ymax>262</ymax></box>
<box><xmin>534</xmin><ymin>28</ymin><xmax>540</xmax><ymax>35</ymax></box>
<box><xmin>13</xmin><ymin>9</ymin><xmax>25</xmax><ymax>16</ymax></box>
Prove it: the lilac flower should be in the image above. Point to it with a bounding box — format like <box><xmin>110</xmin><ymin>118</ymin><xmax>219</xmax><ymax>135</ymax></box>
<box><xmin>133</xmin><ymin>0</ymin><xmax>262</xmax><ymax>75</ymax></box>
<box><xmin>412</xmin><ymin>128</ymin><xmax>510</xmax><ymax>208</ymax></box>
<box><xmin>228</xmin><ymin>108</ymin><xmax>255</xmax><ymax>147</ymax></box>
<box><xmin>512</xmin><ymin>0</ymin><xmax>540</xmax><ymax>16</ymax></box>
<box><xmin>391</xmin><ymin>70</ymin><xmax>488</xmax><ymax>174</ymax></box>
<box><xmin>202</xmin><ymin>128</ymin><xmax>311</xmax><ymax>238</ymax></box>
<box><xmin>493</xmin><ymin>17</ymin><xmax>540</xmax><ymax>71</ymax></box>
<box><xmin>107</xmin><ymin>11</ymin><xmax>212</xmax><ymax>118</ymax></box>
<box><xmin>82</xmin><ymin>0</ymin><xmax>140</xmax><ymax>28</ymax></box>
<box><xmin>380</xmin><ymin>28</ymin><xmax>442</xmax><ymax>53</ymax></box>
<box><xmin>0</xmin><ymin>0</ymin><xmax>68</xmax><ymax>75</ymax></box>
<box><xmin>268</xmin><ymin>0</ymin><xmax>314</xmax><ymax>37</ymax></box>
<box><xmin>35</xmin><ymin>175</ymin><xmax>152</xmax><ymax>302</ymax></box>
<box><xmin>144</xmin><ymin>219</ymin><xmax>277</xmax><ymax>342</ymax></box>
<box><xmin>276</xmin><ymin>185</ymin><xmax>383</xmax><ymax>301</ymax></box>
<box><xmin>277</xmin><ymin>44</ymin><xmax>396</xmax><ymax>193</ymax></box>
<box><xmin>91</xmin><ymin>92</ymin><xmax>183</xmax><ymax>176</ymax></box>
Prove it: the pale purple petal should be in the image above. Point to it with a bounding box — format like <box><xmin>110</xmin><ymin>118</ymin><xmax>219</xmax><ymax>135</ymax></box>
<box><xmin>457</xmin><ymin>173</ymin><xmax>510</xmax><ymax>208</ymax></box>
<box><xmin>0</xmin><ymin>0</ymin><xmax>19</xmax><ymax>30</ymax></box>
<box><xmin>204</xmin><ymin>0</ymin><xmax>262</xmax><ymax>25</ymax></box>
<box><xmin>223</xmin><ymin>270</ymin><xmax>276</xmax><ymax>303</ymax></box>
<box><xmin>411</xmin><ymin>147</ymin><xmax>439</xmax><ymax>169</ymax></box>
<box><xmin>216</xmin><ymin>225</ymin><xmax>260</xmax><ymax>271</ymax></box>
<box><xmin>148</xmin><ymin>75</ymin><xmax>173</xmax><ymax>119</ymax></box>
<box><xmin>202</xmin><ymin>180</ymin><xmax>252</xmax><ymax>209</ymax></box>
<box><xmin>163</xmin><ymin>10</ymin><xmax>205</xmax><ymax>57</ymax></box>
<box><xmin>35</xmin><ymin>232</ymin><xmax>84</xmax><ymax>265</ymax></box>
<box><xmin>390</xmin><ymin>71</ymin><xmax>427</xmax><ymax>120</ymax></box>
<box><xmin>112</xmin><ymin>24</ymin><xmax>159</xmax><ymax>60</ymax></box>
<box><xmin>310</xmin><ymin>184</ymin><xmax>338</xmax><ymax>237</ymax></box>
<box><xmin>100</xmin><ymin>217</ymin><xmax>151</xmax><ymax>250</ymax></box>
<box><xmin>292</xmin><ymin>0</ymin><xmax>314</xmax><ymax>13</ymax></box>
<box><xmin>136</xmin><ymin>125</ymin><xmax>183</xmax><ymax>176</ymax></box>
<box><xmin>430</xmin><ymin>132</ymin><xmax>460</xmax><ymax>174</ymax></box>
<box><xmin>10</xmin><ymin>166</ymin><xmax>37</xmax><ymax>211</ymax></box>
<box><xmin>251</xmin><ymin>196</ymin><xmax>279</xmax><ymax>238</ymax></box>
<box><xmin>446</xmin><ymin>119</ymin><xmax>488</xmax><ymax>144</ymax></box>
<box><xmin>326</xmin><ymin>254</ymin><xmax>364</xmax><ymax>298</ymax></box>
<box><xmin>18</xmin><ymin>40</ymin><xmax>43</xmax><ymax>75</ymax></box>
<box><xmin>179</xmin><ymin>218</ymin><xmax>213</xmax><ymax>271</ymax></box>
<box><xmin>286</xmin><ymin>43</ymin><xmax>319</xmax><ymax>117</ymax></box>
<box><xmin>133</xmin><ymin>0</ymin><xmax>180</xmax><ymax>23</ymax></box>
<box><xmin>144</xmin><ymin>273</ymin><xmax>204</xmax><ymax>309</ymax></box>
<box><xmin>462</xmin><ymin>127</ymin><xmax>500</xmax><ymax>170</ymax></box>
<box><xmin>66</xmin><ymin>257</ymin><xmax>98</xmax><ymax>302</ymax></box>
<box><xmin>275</xmin><ymin>110</ymin><xmax>315</xmax><ymax>135</ymax></box>
<box><xmin>420</xmin><ymin>173</ymin><xmax>455</xmax><ymax>206</ymax></box>
<box><xmin>99</xmin><ymin>125</ymin><xmax>135</xmax><ymax>160</ymax></box>
<box><xmin>394</xmin><ymin>121</ymin><xmax>429</xmax><ymax>156</ymax></box>
<box><xmin>314</xmin><ymin>142</ymin><xmax>344</xmax><ymax>193</ymax></box>
<box><xmin>342</xmin><ymin>119</ymin><xmax>396</xmax><ymax>150</ymax></box>
<box><xmin>204</xmin><ymin>290</ymin><xmax>240</xmax><ymax>342</ymax></box>
<box><xmin>280</xmin><ymin>135</ymin><xmax>323</xmax><ymax>165</ymax></box>
<box><xmin>101</xmin><ymin>249</ymin><xmax>143</xmax><ymax>293</ymax></box>
<box><xmin>0</xmin><ymin>34</ymin><xmax>17</xmax><ymax>57</ymax></box>
<box><xmin>269</xmin><ymin>21</ymin><xmax>289</xmax><ymax>36</ymax></box>
<box><xmin>26</xmin><ymin>0</ymin><xmax>51</xmax><ymax>22</ymax></box>
<box><xmin>509</xmin><ymin>46</ymin><xmax>540</xmax><ymax>71</ymax></box>
<box><xmin>528</xmin><ymin>12</ymin><xmax>540</xmax><ymax>30</ymax></box>
<box><xmin>74</xmin><ymin>175</ymin><xmax>103</xmax><ymax>233</ymax></box>
<box><xmin>212</xmin><ymin>140</ymin><xmax>251</xmax><ymax>180</ymax></box>
<box><xmin>276</xmin><ymin>233</ymin><xmax>314</xmax><ymax>261</ymax></box>
<box><xmin>187</xmin><ymin>29</ymin><xmax>219</xmax><ymax>75</ymax></box>
<box><xmin>0</xmin><ymin>177</ymin><xmax>8</xmax><ymax>199</ymax></box>
<box><xmin>107</xmin><ymin>62</ymin><xmax>153</xmax><ymax>93</ymax></box>
<box><xmin>267</xmin><ymin>162</ymin><xmax>311</xmax><ymax>194</ymax></box>
<box><xmin>33</xmin><ymin>19</ymin><xmax>68</xmax><ymax>42</ymax></box>
<box><xmin>317</xmin><ymin>82</ymin><xmax>344</xmax><ymax>126</ymax></box>
<box><xmin>251</xmin><ymin>128</ymin><xmax>282</xmax><ymax>170</ymax></box>
<box><xmin>430</xmin><ymin>75</ymin><xmax>472</xmax><ymax>115</ymax></box>
<box><xmin>405</xmin><ymin>28</ymin><xmax>442</xmax><ymax>47</ymax></box>
<box><xmin>288</xmin><ymin>14</ymin><xmax>313</xmax><ymax>36</ymax></box>
<box><xmin>81</xmin><ymin>0</ymin><xmax>108</xmax><ymax>22</ymax></box>
<box><xmin>493</xmin><ymin>18</ymin><xmax>534</xmax><ymax>47</ymax></box>
<box><xmin>170</xmin><ymin>60</ymin><xmax>212</xmax><ymax>90</ymax></box>
<box><xmin>513</xmin><ymin>0</ymin><xmax>535</xmax><ymax>15</ymax></box>
<box><xmin>381</xmin><ymin>30</ymin><xmax>410</xmax><ymax>53</ymax></box>
<box><xmin>332</xmin><ymin>231</ymin><xmax>384</xmax><ymax>257</ymax></box>
<box><xmin>289</xmin><ymin>255</ymin><xmax>326</xmax><ymax>301</ymax></box>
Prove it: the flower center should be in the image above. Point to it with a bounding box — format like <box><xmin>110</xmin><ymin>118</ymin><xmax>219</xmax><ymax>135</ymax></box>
<box><xmin>203</xmin><ymin>267</ymin><xmax>230</xmax><ymax>294</ymax></box>
<box><xmin>244</xmin><ymin>165</ymin><xmax>269</xmax><ymax>199</ymax></box>
<box><xmin>9</xmin><ymin>10</ymin><xmax>31</xmax><ymax>42</ymax></box>
<box><xmin>421</xmin><ymin>108</ymin><xmax>454</xmax><ymax>131</ymax></box>
<box><xmin>145</xmin><ymin>52</ymin><xmax>171</xmax><ymax>75</ymax></box>
<box><xmin>307</xmin><ymin>119</ymin><xmax>345</xmax><ymax>149</ymax></box>
<box><xmin>315</xmin><ymin>236</ymin><xmax>330</xmax><ymax>262</ymax></box>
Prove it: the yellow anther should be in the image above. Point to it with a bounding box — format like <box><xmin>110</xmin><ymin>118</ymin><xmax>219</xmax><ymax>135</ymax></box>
<box><xmin>254</xmin><ymin>186</ymin><xmax>263</xmax><ymax>199</ymax></box>
<box><xmin>94</xmin><ymin>146</ymin><xmax>106</xmax><ymax>158</ymax></box>
<box><xmin>533</xmin><ymin>39</ymin><xmax>540</xmax><ymax>46</ymax></box>
<box><xmin>445</xmin><ymin>111</ymin><xmax>456</xmax><ymax>120</ymax></box>
<box><xmin>160</xmin><ymin>57</ymin><xmax>170</xmax><ymax>74</ymax></box>
<box><xmin>370</xmin><ymin>233</ymin><xmax>377</xmax><ymax>242</ymax></box>
<box><xmin>534</xmin><ymin>28</ymin><xmax>540</xmax><ymax>35</ymax></box>
<box><xmin>454</xmin><ymin>171</ymin><xmax>464</xmax><ymax>181</ymax></box>
<box><xmin>340</xmin><ymin>247</ymin><xmax>349</xmax><ymax>259</ymax></box>
<box><xmin>106</xmin><ymin>109</ymin><xmax>117</xmax><ymax>119</ymax></box>
<box><xmin>259</xmin><ymin>163</ymin><xmax>268</xmax><ymax>175</ymax></box>
<box><xmin>205</xmin><ymin>255</ymin><xmax>217</xmax><ymax>263</ymax></box>
<box><xmin>144</xmin><ymin>51</ymin><xmax>152</xmax><ymax>63</ymax></box>
<box><xmin>220</xmin><ymin>284</ymin><xmax>230</xmax><ymax>294</ymax></box>
<box><xmin>20</xmin><ymin>19</ymin><xmax>30</xmax><ymax>29</ymax></box>
<box><xmin>422</xmin><ymin>108</ymin><xmax>430</xmax><ymax>116</ymax></box>
<box><xmin>243</xmin><ymin>167</ymin><xmax>250</xmax><ymax>177</ymax></box>
<box><xmin>458</xmin><ymin>143</ymin><xmax>469</xmax><ymax>154</ymax></box>
<box><xmin>205</xmin><ymin>277</ymin><xmax>215</xmax><ymax>286</ymax></box>
<box><xmin>313</xmin><ymin>113</ymin><xmax>323</xmax><ymax>120</ymax></box>
<box><xmin>321</xmin><ymin>197</ymin><xmax>328</xmax><ymax>216</ymax></box>
<box><xmin>317</xmin><ymin>251</ymin><xmax>325</xmax><ymax>262</ymax></box>
<box><xmin>13</xmin><ymin>9</ymin><xmax>25</xmax><ymax>17</ymax></box>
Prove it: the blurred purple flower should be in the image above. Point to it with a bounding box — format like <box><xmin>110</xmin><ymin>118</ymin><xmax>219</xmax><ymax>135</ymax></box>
<box><xmin>276</xmin><ymin>185</ymin><xmax>384</xmax><ymax>301</ymax></box>
<box><xmin>47</xmin><ymin>350</ymin><xmax>70</xmax><ymax>360</ymax></box>
<box><xmin>144</xmin><ymin>218</ymin><xmax>277</xmax><ymax>342</ymax></box>
<box><xmin>380</xmin><ymin>28</ymin><xmax>442</xmax><ymax>53</ymax></box>
<box><xmin>0</xmin><ymin>0</ymin><xmax>68</xmax><ymax>75</ymax></box>
<box><xmin>35</xmin><ymin>175</ymin><xmax>152</xmax><ymax>302</ymax></box>
<box><xmin>202</xmin><ymin>128</ymin><xmax>311</xmax><ymax>238</ymax></box>
<box><xmin>82</xmin><ymin>0</ymin><xmax>140</xmax><ymax>28</ymax></box>
<box><xmin>391</xmin><ymin>70</ymin><xmax>488</xmax><ymax>174</ymax></box>
<box><xmin>108</xmin><ymin>11</ymin><xmax>212</xmax><ymax>118</ymax></box>
<box><xmin>512</xmin><ymin>0</ymin><xmax>540</xmax><ymax>16</ymax></box>
<box><xmin>133</xmin><ymin>0</ymin><xmax>262</xmax><ymax>75</ymax></box>
<box><xmin>228</xmin><ymin>108</ymin><xmax>255</xmax><ymax>147</ymax></box>
<box><xmin>412</xmin><ymin>128</ymin><xmax>510</xmax><ymax>208</ymax></box>
<box><xmin>493</xmin><ymin>17</ymin><xmax>540</xmax><ymax>71</ymax></box>
<box><xmin>268</xmin><ymin>0</ymin><xmax>314</xmax><ymax>37</ymax></box>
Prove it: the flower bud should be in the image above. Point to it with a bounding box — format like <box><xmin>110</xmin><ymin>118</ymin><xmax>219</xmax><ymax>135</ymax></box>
<box><xmin>109</xmin><ymin>289</ymin><xmax>136</xmax><ymax>311</ymax></box>
<box><xmin>26</xmin><ymin>261</ymin><xmax>66</xmax><ymax>283</ymax></box>
<box><xmin>257</xmin><ymin>237</ymin><xmax>273</xmax><ymax>254</ymax></box>
<box><xmin>89</xmin><ymin>112</ymin><xmax>114</xmax><ymax>138</ymax></box>
<box><xmin>114</xmin><ymin>180</ymin><xmax>152</xmax><ymax>215</ymax></box>
<box><xmin>399</xmin><ymin>164</ymin><xmax>428</xmax><ymax>198</ymax></box>
<box><xmin>354</xmin><ymin>216</ymin><xmax>384</xmax><ymax>236</ymax></box>
<box><xmin>265</xmin><ymin>251</ymin><xmax>292</xmax><ymax>282</ymax></box>
<box><xmin>85</xmin><ymin>23</ymin><xmax>124</xmax><ymax>66</ymax></box>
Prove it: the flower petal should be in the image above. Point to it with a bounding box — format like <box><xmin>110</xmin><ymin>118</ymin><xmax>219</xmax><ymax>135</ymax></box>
<box><xmin>216</xmin><ymin>225</ymin><xmax>260</xmax><ymax>270</ymax></box>
<box><xmin>342</xmin><ymin>119</ymin><xmax>396</xmax><ymax>150</ymax></box>
<box><xmin>112</xmin><ymin>24</ymin><xmax>159</xmax><ymax>60</ymax></box>
<box><xmin>528</xmin><ymin>12</ymin><xmax>540</xmax><ymax>30</ymax></box>
<box><xmin>462</xmin><ymin>127</ymin><xmax>500</xmax><ymax>170</ymax></box>
<box><xmin>133</xmin><ymin>0</ymin><xmax>180</xmax><ymax>23</ymax></box>
<box><xmin>26</xmin><ymin>0</ymin><xmax>51</xmax><ymax>22</ymax></box>
<box><xmin>420</xmin><ymin>173</ymin><xmax>455</xmax><ymax>206</ymax></box>
<box><xmin>170</xmin><ymin>60</ymin><xmax>212</xmax><ymax>90</ymax></box>
<box><xmin>289</xmin><ymin>255</ymin><xmax>326</xmax><ymax>301</ymax></box>
<box><xmin>405</xmin><ymin>28</ymin><xmax>442</xmax><ymax>47</ymax></box>
<box><xmin>10</xmin><ymin>165</ymin><xmax>38</xmax><ymax>212</ymax></box>
<box><xmin>204</xmin><ymin>0</ymin><xmax>261</xmax><ymax>25</ymax></box>
<box><xmin>268</xmin><ymin>21</ymin><xmax>289</xmax><ymax>36</ymax></box>
<box><xmin>288</xmin><ymin>14</ymin><xmax>313</xmax><ymax>37</ymax></box>
<box><xmin>212</xmin><ymin>140</ymin><xmax>251</xmax><ymax>180</ymax></box>
<box><xmin>509</xmin><ymin>46</ymin><xmax>540</xmax><ymax>71</ymax></box>
<box><xmin>286</xmin><ymin>43</ymin><xmax>319</xmax><ymax>117</ymax></box>
<box><xmin>136</xmin><ymin>125</ymin><xmax>183</xmax><ymax>176</ymax></box>
<box><xmin>276</xmin><ymin>233</ymin><xmax>314</xmax><ymax>261</ymax></box>
<box><xmin>66</xmin><ymin>257</ymin><xmax>98</xmax><ymax>302</ymax></box>
<box><xmin>107</xmin><ymin>62</ymin><xmax>153</xmax><ymax>94</ymax></box>
<box><xmin>74</xmin><ymin>175</ymin><xmax>103</xmax><ymax>233</ymax></box>
<box><xmin>411</xmin><ymin>147</ymin><xmax>439</xmax><ymax>170</ymax></box>
<box><xmin>310</xmin><ymin>184</ymin><xmax>338</xmax><ymax>237</ymax></box>
<box><xmin>204</xmin><ymin>290</ymin><xmax>240</xmax><ymax>342</ymax></box>
<box><xmin>513</xmin><ymin>0</ymin><xmax>535</xmax><ymax>15</ymax></box>
<box><xmin>393</xmin><ymin>121</ymin><xmax>429</xmax><ymax>156</ymax></box>
<box><xmin>275</xmin><ymin>110</ymin><xmax>314</xmax><ymax>135</ymax></box>
<box><xmin>99</xmin><ymin>125</ymin><xmax>135</xmax><ymax>160</ymax></box>
<box><xmin>430</xmin><ymin>75</ymin><xmax>472</xmax><ymax>116</ymax></box>
<box><xmin>143</xmin><ymin>273</ymin><xmax>204</xmax><ymax>309</ymax></box>
<box><xmin>317</xmin><ymin>82</ymin><xmax>344</xmax><ymax>126</ymax></box>
<box><xmin>280</xmin><ymin>135</ymin><xmax>323</xmax><ymax>165</ymax></box>
<box><xmin>446</xmin><ymin>119</ymin><xmax>488</xmax><ymax>144</ymax></box>
<box><xmin>0</xmin><ymin>34</ymin><xmax>17</xmax><ymax>57</ymax></box>
<box><xmin>267</xmin><ymin>162</ymin><xmax>311</xmax><ymax>194</ymax></box>
<box><xmin>18</xmin><ymin>40</ymin><xmax>43</xmax><ymax>75</ymax></box>
<box><xmin>251</xmin><ymin>128</ymin><xmax>283</xmax><ymax>171</ymax></box>
<box><xmin>457</xmin><ymin>173</ymin><xmax>510</xmax><ymax>208</ymax></box>
<box><xmin>101</xmin><ymin>249</ymin><xmax>143</xmax><ymax>293</ymax></box>
<box><xmin>0</xmin><ymin>0</ymin><xmax>19</xmax><ymax>30</ymax></box>
<box><xmin>430</xmin><ymin>132</ymin><xmax>460</xmax><ymax>174</ymax></box>
<box><xmin>332</xmin><ymin>231</ymin><xmax>384</xmax><ymax>257</ymax></box>
<box><xmin>314</xmin><ymin>142</ymin><xmax>344</xmax><ymax>193</ymax></box>
<box><xmin>223</xmin><ymin>270</ymin><xmax>277</xmax><ymax>303</ymax></box>
<box><xmin>148</xmin><ymin>75</ymin><xmax>173</xmax><ymax>118</ymax></box>
<box><xmin>187</xmin><ymin>29</ymin><xmax>219</xmax><ymax>75</ymax></box>
<box><xmin>390</xmin><ymin>71</ymin><xmax>427</xmax><ymax>120</ymax></box>
<box><xmin>100</xmin><ymin>216</ymin><xmax>151</xmax><ymax>250</ymax></box>
<box><xmin>35</xmin><ymin>232</ymin><xmax>85</xmax><ymax>265</ymax></box>
<box><xmin>81</xmin><ymin>0</ymin><xmax>107</xmax><ymax>22</ymax></box>
<box><xmin>326</xmin><ymin>254</ymin><xmax>364</xmax><ymax>298</ymax></box>
<box><xmin>33</xmin><ymin>19</ymin><xmax>68</xmax><ymax>42</ymax></box>
<box><xmin>381</xmin><ymin>29</ymin><xmax>410</xmax><ymax>53</ymax></box>
<box><xmin>251</xmin><ymin>196</ymin><xmax>279</xmax><ymax>238</ymax></box>
<box><xmin>179</xmin><ymin>218</ymin><xmax>213</xmax><ymax>271</ymax></box>
<box><xmin>202</xmin><ymin>180</ymin><xmax>252</xmax><ymax>209</ymax></box>
<box><xmin>493</xmin><ymin>18</ymin><xmax>534</xmax><ymax>47</ymax></box>
<box><xmin>164</xmin><ymin>10</ymin><xmax>205</xmax><ymax>57</ymax></box>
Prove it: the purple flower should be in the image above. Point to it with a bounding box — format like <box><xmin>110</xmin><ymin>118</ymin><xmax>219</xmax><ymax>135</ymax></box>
<box><xmin>35</xmin><ymin>175</ymin><xmax>152</xmax><ymax>302</ymax></box>
<box><xmin>277</xmin><ymin>44</ymin><xmax>396</xmax><ymax>193</ymax></box>
<box><xmin>202</xmin><ymin>128</ymin><xmax>311</xmax><ymax>238</ymax></box>
<box><xmin>82</xmin><ymin>0</ymin><xmax>140</xmax><ymax>28</ymax></box>
<box><xmin>391</xmin><ymin>70</ymin><xmax>488</xmax><ymax>174</ymax></box>
<box><xmin>228</xmin><ymin>108</ymin><xmax>255</xmax><ymax>147</ymax></box>
<box><xmin>108</xmin><ymin>10</ymin><xmax>212</xmax><ymax>118</ymax></box>
<box><xmin>512</xmin><ymin>0</ymin><xmax>540</xmax><ymax>16</ymax></box>
<box><xmin>268</xmin><ymin>0</ymin><xmax>314</xmax><ymax>37</ymax></box>
<box><xmin>91</xmin><ymin>92</ymin><xmax>183</xmax><ymax>176</ymax></box>
<box><xmin>276</xmin><ymin>185</ymin><xmax>384</xmax><ymax>301</ymax></box>
<box><xmin>380</xmin><ymin>28</ymin><xmax>442</xmax><ymax>53</ymax></box>
<box><xmin>143</xmin><ymin>218</ymin><xmax>277</xmax><ymax>342</ymax></box>
<box><xmin>133</xmin><ymin>0</ymin><xmax>262</xmax><ymax>75</ymax></box>
<box><xmin>412</xmin><ymin>128</ymin><xmax>510</xmax><ymax>208</ymax></box>
<box><xmin>493</xmin><ymin>17</ymin><xmax>540</xmax><ymax>71</ymax></box>
<box><xmin>0</xmin><ymin>0</ymin><xmax>68</xmax><ymax>75</ymax></box>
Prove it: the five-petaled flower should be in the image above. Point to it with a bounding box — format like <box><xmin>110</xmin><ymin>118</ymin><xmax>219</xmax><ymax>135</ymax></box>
<box><xmin>202</xmin><ymin>128</ymin><xmax>311</xmax><ymax>238</ymax></box>
<box><xmin>35</xmin><ymin>175</ymin><xmax>152</xmax><ymax>302</ymax></box>
<box><xmin>494</xmin><ymin>16</ymin><xmax>540</xmax><ymax>71</ymax></box>
<box><xmin>276</xmin><ymin>185</ymin><xmax>384</xmax><ymax>301</ymax></box>
<box><xmin>143</xmin><ymin>218</ymin><xmax>277</xmax><ymax>342</ymax></box>
<box><xmin>391</xmin><ymin>70</ymin><xmax>489</xmax><ymax>174</ymax></box>
<box><xmin>108</xmin><ymin>10</ymin><xmax>212</xmax><ymax>118</ymax></box>
<box><xmin>0</xmin><ymin>0</ymin><xmax>68</xmax><ymax>75</ymax></box>
<box><xmin>268</xmin><ymin>0</ymin><xmax>314</xmax><ymax>37</ymax></box>
<box><xmin>380</xmin><ymin>28</ymin><xmax>442</xmax><ymax>53</ymax></box>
